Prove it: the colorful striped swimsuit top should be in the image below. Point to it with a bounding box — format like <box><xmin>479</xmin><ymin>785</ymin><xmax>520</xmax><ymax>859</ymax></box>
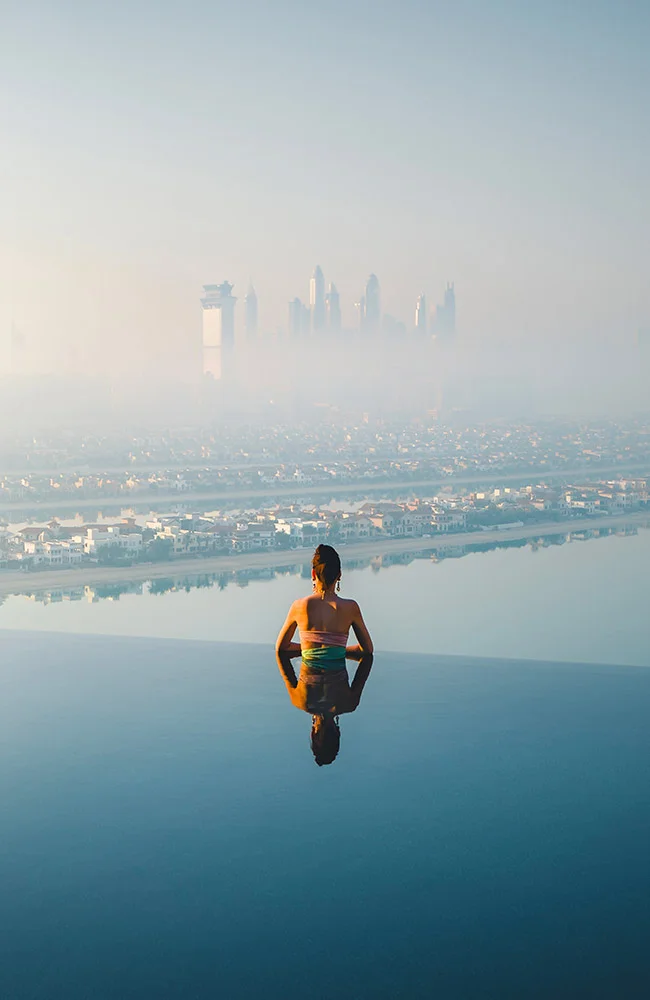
<box><xmin>300</xmin><ymin>630</ymin><xmax>348</xmax><ymax>647</ymax></box>
<box><xmin>300</xmin><ymin>629</ymin><xmax>348</xmax><ymax>668</ymax></box>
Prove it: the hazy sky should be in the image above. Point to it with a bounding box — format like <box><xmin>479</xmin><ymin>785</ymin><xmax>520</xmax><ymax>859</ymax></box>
<box><xmin>1</xmin><ymin>0</ymin><xmax>649</xmax><ymax>374</ymax></box>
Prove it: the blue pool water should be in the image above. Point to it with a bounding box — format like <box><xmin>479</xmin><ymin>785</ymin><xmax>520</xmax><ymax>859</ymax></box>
<box><xmin>1</xmin><ymin>630</ymin><xmax>649</xmax><ymax>998</ymax></box>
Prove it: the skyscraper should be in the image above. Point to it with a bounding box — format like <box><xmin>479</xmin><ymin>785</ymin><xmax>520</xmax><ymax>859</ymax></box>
<box><xmin>201</xmin><ymin>282</ymin><xmax>236</xmax><ymax>380</ymax></box>
<box><xmin>310</xmin><ymin>265</ymin><xmax>326</xmax><ymax>333</ymax></box>
<box><xmin>325</xmin><ymin>283</ymin><xmax>342</xmax><ymax>332</ymax></box>
<box><xmin>245</xmin><ymin>284</ymin><xmax>258</xmax><ymax>341</ymax></box>
<box><xmin>288</xmin><ymin>298</ymin><xmax>309</xmax><ymax>339</ymax></box>
<box><xmin>415</xmin><ymin>293</ymin><xmax>427</xmax><ymax>334</ymax></box>
<box><xmin>433</xmin><ymin>282</ymin><xmax>456</xmax><ymax>339</ymax></box>
<box><xmin>363</xmin><ymin>274</ymin><xmax>381</xmax><ymax>330</ymax></box>
<box><xmin>444</xmin><ymin>282</ymin><xmax>456</xmax><ymax>335</ymax></box>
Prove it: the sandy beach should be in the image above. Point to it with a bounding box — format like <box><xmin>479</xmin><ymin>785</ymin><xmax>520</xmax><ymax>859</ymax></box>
<box><xmin>0</xmin><ymin>511</ymin><xmax>647</xmax><ymax>598</ymax></box>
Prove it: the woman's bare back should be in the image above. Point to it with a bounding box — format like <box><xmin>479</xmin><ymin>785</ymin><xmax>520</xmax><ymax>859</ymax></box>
<box><xmin>276</xmin><ymin>593</ymin><xmax>373</xmax><ymax>655</ymax></box>
<box><xmin>296</xmin><ymin>594</ymin><xmax>358</xmax><ymax>642</ymax></box>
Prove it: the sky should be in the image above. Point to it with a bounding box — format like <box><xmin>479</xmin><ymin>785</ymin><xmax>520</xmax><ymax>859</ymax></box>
<box><xmin>0</xmin><ymin>0</ymin><xmax>649</xmax><ymax>375</ymax></box>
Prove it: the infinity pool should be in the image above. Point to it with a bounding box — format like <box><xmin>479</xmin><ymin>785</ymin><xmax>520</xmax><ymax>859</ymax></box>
<box><xmin>1</xmin><ymin>631</ymin><xmax>649</xmax><ymax>998</ymax></box>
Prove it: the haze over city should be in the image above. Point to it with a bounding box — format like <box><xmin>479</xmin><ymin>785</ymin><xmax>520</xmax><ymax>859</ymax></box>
<box><xmin>1</xmin><ymin>0</ymin><xmax>649</xmax><ymax>389</ymax></box>
<box><xmin>3</xmin><ymin>4</ymin><xmax>650</xmax><ymax>995</ymax></box>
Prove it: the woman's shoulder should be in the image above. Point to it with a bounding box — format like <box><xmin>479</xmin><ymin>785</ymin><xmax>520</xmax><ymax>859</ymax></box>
<box><xmin>294</xmin><ymin>594</ymin><xmax>321</xmax><ymax>613</ymax></box>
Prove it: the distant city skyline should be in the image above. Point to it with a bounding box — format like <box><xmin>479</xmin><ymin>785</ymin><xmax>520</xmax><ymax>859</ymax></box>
<box><xmin>1</xmin><ymin>2</ymin><xmax>649</xmax><ymax>376</ymax></box>
<box><xmin>202</xmin><ymin>268</ymin><xmax>456</xmax><ymax>377</ymax></box>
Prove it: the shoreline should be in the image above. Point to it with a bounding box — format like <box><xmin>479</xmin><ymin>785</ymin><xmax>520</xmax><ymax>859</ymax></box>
<box><xmin>0</xmin><ymin>461</ymin><xmax>648</xmax><ymax>515</ymax></box>
<box><xmin>0</xmin><ymin>511</ymin><xmax>647</xmax><ymax>598</ymax></box>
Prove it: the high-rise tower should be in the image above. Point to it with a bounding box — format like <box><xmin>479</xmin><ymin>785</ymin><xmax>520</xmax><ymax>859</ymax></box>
<box><xmin>310</xmin><ymin>266</ymin><xmax>326</xmax><ymax>333</ymax></box>
<box><xmin>325</xmin><ymin>283</ymin><xmax>342</xmax><ymax>332</ymax></box>
<box><xmin>433</xmin><ymin>282</ymin><xmax>456</xmax><ymax>339</ymax></box>
<box><xmin>245</xmin><ymin>284</ymin><xmax>258</xmax><ymax>341</ymax></box>
<box><xmin>363</xmin><ymin>274</ymin><xmax>381</xmax><ymax>330</ymax></box>
<box><xmin>444</xmin><ymin>282</ymin><xmax>456</xmax><ymax>336</ymax></box>
<box><xmin>415</xmin><ymin>294</ymin><xmax>427</xmax><ymax>334</ymax></box>
<box><xmin>288</xmin><ymin>298</ymin><xmax>310</xmax><ymax>339</ymax></box>
<box><xmin>201</xmin><ymin>282</ymin><xmax>236</xmax><ymax>380</ymax></box>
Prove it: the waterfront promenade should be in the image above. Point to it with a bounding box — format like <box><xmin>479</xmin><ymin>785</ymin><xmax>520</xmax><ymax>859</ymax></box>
<box><xmin>0</xmin><ymin>511</ymin><xmax>646</xmax><ymax>598</ymax></box>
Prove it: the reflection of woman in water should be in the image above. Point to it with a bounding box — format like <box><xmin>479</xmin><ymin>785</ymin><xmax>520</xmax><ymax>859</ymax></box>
<box><xmin>276</xmin><ymin>544</ymin><xmax>374</xmax><ymax>765</ymax></box>
<box><xmin>276</xmin><ymin>649</ymin><xmax>373</xmax><ymax>765</ymax></box>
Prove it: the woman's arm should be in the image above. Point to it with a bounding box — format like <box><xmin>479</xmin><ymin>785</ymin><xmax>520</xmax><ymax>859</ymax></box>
<box><xmin>275</xmin><ymin>649</ymin><xmax>299</xmax><ymax>689</ymax></box>
<box><xmin>275</xmin><ymin>600</ymin><xmax>301</xmax><ymax>653</ymax></box>
<box><xmin>348</xmin><ymin>653</ymin><xmax>374</xmax><ymax>708</ymax></box>
<box><xmin>348</xmin><ymin>601</ymin><xmax>374</xmax><ymax>655</ymax></box>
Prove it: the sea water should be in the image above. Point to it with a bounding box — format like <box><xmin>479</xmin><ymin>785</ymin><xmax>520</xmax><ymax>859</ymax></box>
<box><xmin>1</xmin><ymin>526</ymin><xmax>648</xmax><ymax>666</ymax></box>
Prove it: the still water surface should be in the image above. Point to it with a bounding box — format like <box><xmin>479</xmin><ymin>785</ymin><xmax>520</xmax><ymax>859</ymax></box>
<box><xmin>1</xmin><ymin>527</ymin><xmax>648</xmax><ymax>666</ymax></box>
<box><xmin>1</xmin><ymin>631</ymin><xmax>649</xmax><ymax>998</ymax></box>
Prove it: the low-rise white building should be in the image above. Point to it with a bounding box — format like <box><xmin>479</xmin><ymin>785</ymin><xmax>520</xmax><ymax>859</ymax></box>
<box><xmin>431</xmin><ymin>509</ymin><xmax>468</xmax><ymax>532</ymax></box>
<box><xmin>274</xmin><ymin>519</ymin><xmax>328</xmax><ymax>546</ymax></box>
<box><xmin>84</xmin><ymin>526</ymin><xmax>142</xmax><ymax>556</ymax></box>
<box><xmin>23</xmin><ymin>539</ymin><xmax>84</xmax><ymax>565</ymax></box>
<box><xmin>232</xmin><ymin>523</ymin><xmax>276</xmax><ymax>552</ymax></box>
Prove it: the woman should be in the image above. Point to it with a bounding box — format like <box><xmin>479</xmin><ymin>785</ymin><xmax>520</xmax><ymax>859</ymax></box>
<box><xmin>275</xmin><ymin>543</ymin><xmax>374</xmax><ymax>667</ymax></box>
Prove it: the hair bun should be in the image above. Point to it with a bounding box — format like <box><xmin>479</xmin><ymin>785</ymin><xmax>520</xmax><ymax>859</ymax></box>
<box><xmin>312</xmin><ymin>544</ymin><xmax>341</xmax><ymax>588</ymax></box>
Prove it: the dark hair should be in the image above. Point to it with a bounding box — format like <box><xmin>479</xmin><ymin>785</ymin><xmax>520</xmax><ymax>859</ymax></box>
<box><xmin>312</xmin><ymin>544</ymin><xmax>341</xmax><ymax>589</ymax></box>
<box><xmin>310</xmin><ymin>715</ymin><xmax>341</xmax><ymax>766</ymax></box>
